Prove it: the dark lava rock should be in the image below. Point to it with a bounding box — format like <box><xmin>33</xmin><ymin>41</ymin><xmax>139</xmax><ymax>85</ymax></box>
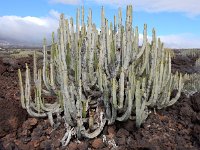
<box><xmin>40</xmin><ymin>140</ymin><xmax>52</xmax><ymax>150</ymax></box>
<box><xmin>115</xmin><ymin>145</ymin><xmax>127</xmax><ymax>150</ymax></box>
<box><xmin>126</xmin><ymin>136</ymin><xmax>137</xmax><ymax>149</ymax></box>
<box><xmin>116</xmin><ymin>128</ymin><xmax>129</xmax><ymax>138</ymax></box>
<box><xmin>68</xmin><ymin>142</ymin><xmax>78</xmax><ymax>150</ymax></box>
<box><xmin>121</xmin><ymin>120</ymin><xmax>135</xmax><ymax>132</ymax></box>
<box><xmin>191</xmin><ymin>93</ymin><xmax>200</xmax><ymax>112</ymax></box>
<box><xmin>116</xmin><ymin>137</ymin><xmax>126</xmax><ymax>145</ymax></box>
<box><xmin>192</xmin><ymin>125</ymin><xmax>200</xmax><ymax>144</ymax></box>
<box><xmin>0</xmin><ymin>61</ymin><xmax>6</xmax><ymax>75</ymax></box>
<box><xmin>77</xmin><ymin>142</ymin><xmax>88</xmax><ymax>150</ymax></box>
<box><xmin>0</xmin><ymin>140</ymin><xmax>5</xmax><ymax>150</ymax></box>
<box><xmin>20</xmin><ymin>136</ymin><xmax>32</xmax><ymax>144</ymax></box>
<box><xmin>5</xmin><ymin>142</ymin><xmax>19</xmax><ymax>150</ymax></box>
<box><xmin>179</xmin><ymin>104</ymin><xmax>194</xmax><ymax>118</ymax></box>
<box><xmin>107</xmin><ymin>125</ymin><xmax>116</xmax><ymax>138</ymax></box>
<box><xmin>91</xmin><ymin>138</ymin><xmax>104</xmax><ymax>149</ymax></box>
<box><xmin>22</xmin><ymin>118</ymin><xmax>38</xmax><ymax>130</ymax></box>
<box><xmin>0</xmin><ymin>98</ymin><xmax>28</xmax><ymax>138</ymax></box>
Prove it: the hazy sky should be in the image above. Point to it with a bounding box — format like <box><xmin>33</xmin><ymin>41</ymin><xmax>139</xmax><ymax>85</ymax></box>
<box><xmin>0</xmin><ymin>0</ymin><xmax>200</xmax><ymax>48</ymax></box>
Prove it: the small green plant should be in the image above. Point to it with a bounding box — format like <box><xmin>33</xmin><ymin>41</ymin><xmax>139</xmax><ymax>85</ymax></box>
<box><xmin>18</xmin><ymin>5</ymin><xmax>184</xmax><ymax>146</ymax></box>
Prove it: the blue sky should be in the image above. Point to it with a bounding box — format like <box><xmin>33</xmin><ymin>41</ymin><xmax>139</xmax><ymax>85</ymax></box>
<box><xmin>0</xmin><ymin>0</ymin><xmax>200</xmax><ymax>48</ymax></box>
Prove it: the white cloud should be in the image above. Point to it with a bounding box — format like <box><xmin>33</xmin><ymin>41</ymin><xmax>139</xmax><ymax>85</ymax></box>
<box><xmin>0</xmin><ymin>10</ymin><xmax>60</xmax><ymax>46</ymax></box>
<box><xmin>138</xmin><ymin>33</ymin><xmax>200</xmax><ymax>48</ymax></box>
<box><xmin>134</xmin><ymin>0</ymin><xmax>200</xmax><ymax>16</ymax></box>
<box><xmin>158</xmin><ymin>34</ymin><xmax>200</xmax><ymax>49</ymax></box>
<box><xmin>53</xmin><ymin>0</ymin><xmax>200</xmax><ymax>17</ymax></box>
<box><xmin>0</xmin><ymin>7</ymin><xmax>199</xmax><ymax>48</ymax></box>
<box><xmin>49</xmin><ymin>9</ymin><xmax>60</xmax><ymax>19</ymax></box>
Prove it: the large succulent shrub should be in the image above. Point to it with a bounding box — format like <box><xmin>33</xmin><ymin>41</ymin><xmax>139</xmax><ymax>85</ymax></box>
<box><xmin>18</xmin><ymin>5</ymin><xmax>184</xmax><ymax>146</ymax></box>
<box><xmin>179</xmin><ymin>49</ymin><xmax>200</xmax><ymax>96</ymax></box>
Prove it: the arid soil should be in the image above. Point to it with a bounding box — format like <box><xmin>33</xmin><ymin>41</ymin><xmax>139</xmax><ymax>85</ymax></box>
<box><xmin>0</xmin><ymin>52</ymin><xmax>200</xmax><ymax>150</ymax></box>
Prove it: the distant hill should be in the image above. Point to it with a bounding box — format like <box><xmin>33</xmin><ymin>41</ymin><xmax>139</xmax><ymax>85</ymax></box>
<box><xmin>0</xmin><ymin>40</ymin><xmax>42</xmax><ymax>49</ymax></box>
<box><xmin>0</xmin><ymin>40</ymin><xmax>199</xmax><ymax>52</ymax></box>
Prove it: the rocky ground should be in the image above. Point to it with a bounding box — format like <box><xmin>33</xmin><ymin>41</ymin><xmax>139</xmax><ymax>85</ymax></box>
<box><xmin>0</xmin><ymin>51</ymin><xmax>200</xmax><ymax>150</ymax></box>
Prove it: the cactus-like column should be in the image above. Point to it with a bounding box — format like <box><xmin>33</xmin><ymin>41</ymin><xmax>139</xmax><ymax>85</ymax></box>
<box><xmin>18</xmin><ymin>5</ymin><xmax>184</xmax><ymax>146</ymax></box>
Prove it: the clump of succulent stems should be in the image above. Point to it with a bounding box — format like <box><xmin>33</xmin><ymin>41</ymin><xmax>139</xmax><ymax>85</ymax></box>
<box><xmin>18</xmin><ymin>5</ymin><xmax>184</xmax><ymax>146</ymax></box>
